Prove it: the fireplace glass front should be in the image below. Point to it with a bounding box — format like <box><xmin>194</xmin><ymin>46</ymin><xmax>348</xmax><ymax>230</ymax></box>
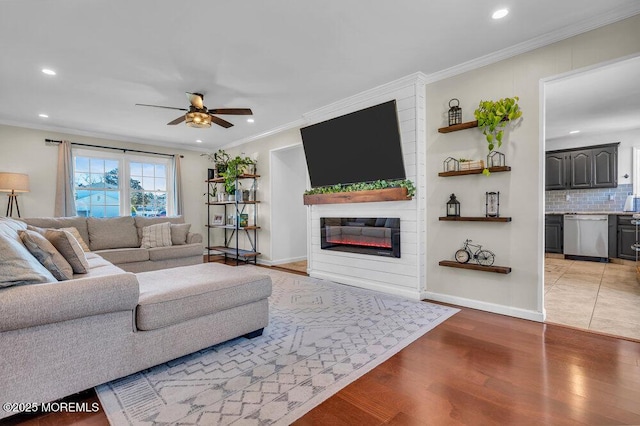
<box><xmin>320</xmin><ymin>217</ymin><xmax>400</xmax><ymax>258</ymax></box>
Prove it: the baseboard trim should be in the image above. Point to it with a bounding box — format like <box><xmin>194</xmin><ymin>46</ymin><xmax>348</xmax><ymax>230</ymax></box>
<box><xmin>421</xmin><ymin>291</ymin><xmax>544</xmax><ymax>322</ymax></box>
<box><xmin>310</xmin><ymin>271</ymin><xmax>422</xmax><ymax>300</ymax></box>
<box><xmin>270</xmin><ymin>256</ymin><xmax>307</xmax><ymax>265</ymax></box>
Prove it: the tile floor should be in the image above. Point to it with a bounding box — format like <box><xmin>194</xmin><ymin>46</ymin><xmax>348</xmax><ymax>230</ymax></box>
<box><xmin>545</xmin><ymin>257</ymin><xmax>640</xmax><ymax>341</ymax></box>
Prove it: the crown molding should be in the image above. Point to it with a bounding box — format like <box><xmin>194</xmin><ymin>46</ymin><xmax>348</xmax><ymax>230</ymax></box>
<box><xmin>0</xmin><ymin>118</ymin><xmax>209</xmax><ymax>153</ymax></box>
<box><xmin>303</xmin><ymin>72</ymin><xmax>428</xmax><ymax>125</ymax></box>
<box><xmin>220</xmin><ymin>118</ymin><xmax>307</xmax><ymax>150</ymax></box>
<box><xmin>423</xmin><ymin>3</ymin><xmax>640</xmax><ymax>84</ymax></box>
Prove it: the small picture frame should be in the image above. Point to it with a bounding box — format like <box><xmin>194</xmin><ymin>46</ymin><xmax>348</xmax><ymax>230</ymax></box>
<box><xmin>212</xmin><ymin>214</ymin><xmax>224</xmax><ymax>225</ymax></box>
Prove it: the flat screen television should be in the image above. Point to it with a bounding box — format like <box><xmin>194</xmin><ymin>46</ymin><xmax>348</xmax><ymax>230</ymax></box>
<box><xmin>300</xmin><ymin>100</ymin><xmax>405</xmax><ymax>188</ymax></box>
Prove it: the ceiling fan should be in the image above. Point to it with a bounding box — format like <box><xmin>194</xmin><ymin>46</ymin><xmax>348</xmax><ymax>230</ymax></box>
<box><xmin>136</xmin><ymin>92</ymin><xmax>253</xmax><ymax>129</ymax></box>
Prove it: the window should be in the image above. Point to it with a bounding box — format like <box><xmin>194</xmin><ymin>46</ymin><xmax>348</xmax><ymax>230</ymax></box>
<box><xmin>73</xmin><ymin>149</ymin><xmax>173</xmax><ymax>218</ymax></box>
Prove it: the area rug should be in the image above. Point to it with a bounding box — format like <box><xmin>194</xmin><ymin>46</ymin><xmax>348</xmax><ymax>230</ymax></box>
<box><xmin>96</xmin><ymin>267</ymin><xmax>458</xmax><ymax>425</ymax></box>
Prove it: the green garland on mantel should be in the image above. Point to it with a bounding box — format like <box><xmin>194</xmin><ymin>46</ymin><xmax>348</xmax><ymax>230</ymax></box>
<box><xmin>304</xmin><ymin>179</ymin><xmax>416</xmax><ymax>198</ymax></box>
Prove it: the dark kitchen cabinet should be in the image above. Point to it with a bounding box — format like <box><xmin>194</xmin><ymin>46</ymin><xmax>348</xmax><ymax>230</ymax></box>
<box><xmin>545</xmin><ymin>152</ymin><xmax>567</xmax><ymax>190</ymax></box>
<box><xmin>616</xmin><ymin>215</ymin><xmax>638</xmax><ymax>261</ymax></box>
<box><xmin>569</xmin><ymin>150</ymin><xmax>592</xmax><ymax>189</ymax></box>
<box><xmin>545</xmin><ymin>214</ymin><xmax>563</xmax><ymax>254</ymax></box>
<box><xmin>592</xmin><ymin>146</ymin><xmax>617</xmax><ymax>187</ymax></box>
<box><xmin>545</xmin><ymin>143</ymin><xmax>618</xmax><ymax>190</ymax></box>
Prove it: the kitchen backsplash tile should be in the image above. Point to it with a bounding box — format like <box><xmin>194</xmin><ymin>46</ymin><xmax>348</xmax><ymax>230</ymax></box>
<box><xmin>545</xmin><ymin>184</ymin><xmax>633</xmax><ymax>212</ymax></box>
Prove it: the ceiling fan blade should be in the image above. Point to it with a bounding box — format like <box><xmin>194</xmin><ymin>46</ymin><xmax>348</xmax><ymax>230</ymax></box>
<box><xmin>136</xmin><ymin>103</ymin><xmax>188</xmax><ymax>112</ymax></box>
<box><xmin>186</xmin><ymin>92</ymin><xmax>204</xmax><ymax>109</ymax></box>
<box><xmin>210</xmin><ymin>115</ymin><xmax>234</xmax><ymax>128</ymax></box>
<box><xmin>167</xmin><ymin>115</ymin><xmax>186</xmax><ymax>125</ymax></box>
<box><xmin>208</xmin><ymin>108</ymin><xmax>253</xmax><ymax>115</ymax></box>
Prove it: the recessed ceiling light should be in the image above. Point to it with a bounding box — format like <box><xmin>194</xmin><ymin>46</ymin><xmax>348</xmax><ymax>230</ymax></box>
<box><xmin>41</xmin><ymin>68</ymin><xmax>56</xmax><ymax>76</ymax></box>
<box><xmin>492</xmin><ymin>8</ymin><xmax>509</xmax><ymax>19</ymax></box>
<box><xmin>38</xmin><ymin>113</ymin><xmax>49</xmax><ymax>118</ymax></box>
<box><xmin>247</xmin><ymin>118</ymin><xmax>255</xmax><ymax>123</ymax></box>
<box><xmin>196</xmin><ymin>139</ymin><xmax>202</xmax><ymax>143</ymax></box>
<box><xmin>569</xmin><ymin>130</ymin><xmax>580</xmax><ymax>134</ymax></box>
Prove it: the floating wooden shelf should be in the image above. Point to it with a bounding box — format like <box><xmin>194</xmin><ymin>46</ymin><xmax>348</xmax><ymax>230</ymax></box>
<box><xmin>438</xmin><ymin>166</ymin><xmax>511</xmax><ymax>177</ymax></box>
<box><xmin>438</xmin><ymin>120</ymin><xmax>478</xmax><ymax>133</ymax></box>
<box><xmin>439</xmin><ymin>217</ymin><xmax>512</xmax><ymax>222</ymax></box>
<box><xmin>303</xmin><ymin>187</ymin><xmax>411</xmax><ymax>205</ymax></box>
<box><xmin>439</xmin><ymin>260</ymin><xmax>511</xmax><ymax>274</ymax></box>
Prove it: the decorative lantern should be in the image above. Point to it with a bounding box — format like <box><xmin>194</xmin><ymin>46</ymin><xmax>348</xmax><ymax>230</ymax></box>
<box><xmin>448</xmin><ymin>98</ymin><xmax>462</xmax><ymax>126</ymax></box>
<box><xmin>443</xmin><ymin>157</ymin><xmax>460</xmax><ymax>172</ymax></box>
<box><xmin>487</xmin><ymin>151</ymin><xmax>506</xmax><ymax>168</ymax></box>
<box><xmin>447</xmin><ymin>193</ymin><xmax>460</xmax><ymax>217</ymax></box>
<box><xmin>486</xmin><ymin>191</ymin><xmax>500</xmax><ymax>217</ymax></box>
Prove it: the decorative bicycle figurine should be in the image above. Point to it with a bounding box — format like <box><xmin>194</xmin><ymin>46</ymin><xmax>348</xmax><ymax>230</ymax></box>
<box><xmin>455</xmin><ymin>239</ymin><xmax>495</xmax><ymax>266</ymax></box>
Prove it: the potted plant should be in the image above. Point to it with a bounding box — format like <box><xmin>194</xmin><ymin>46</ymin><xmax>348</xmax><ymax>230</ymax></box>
<box><xmin>474</xmin><ymin>96</ymin><xmax>522</xmax><ymax>175</ymax></box>
<box><xmin>201</xmin><ymin>149</ymin><xmax>230</xmax><ymax>177</ymax></box>
<box><xmin>219</xmin><ymin>155</ymin><xmax>256</xmax><ymax>200</ymax></box>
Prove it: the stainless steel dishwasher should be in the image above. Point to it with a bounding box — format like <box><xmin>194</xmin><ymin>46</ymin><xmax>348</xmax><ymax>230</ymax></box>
<box><xmin>563</xmin><ymin>214</ymin><xmax>609</xmax><ymax>260</ymax></box>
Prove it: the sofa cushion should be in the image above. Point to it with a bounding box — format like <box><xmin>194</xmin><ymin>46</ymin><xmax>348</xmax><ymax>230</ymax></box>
<box><xmin>19</xmin><ymin>229</ymin><xmax>73</xmax><ymax>281</ymax></box>
<box><xmin>170</xmin><ymin>223</ymin><xmax>191</xmax><ymax>245</ymax></box>
<box><xmin>134</xmin><ymin>216</ymin><xmax>184</xmax><ymax>243</ymax></box>
<box><xmin>26</xmin><ymin>225</ymin><xmax>91</xmax><ymax>253</ymax></box>
<box><xmin>135</xmin><ymin>263</ymin><xmax>272</xmax><ymax>331</ymax></box>
<box><xmin>44</xmin><ymin>229</ymin><xmax>89</xmax><ymax>274</ymax></box>
<box><xmin>0</xmin><ymin>233</ymin><xmax>57</xmax><ymax>288</ymax></box>
<box><xmin>21</xmin><ymin>217</ymin><xmax>90</xmax><ymax>247</ymax></box>
<box><xmin>88</xmin><ymin>216</ymin><xmax>138</xmax><ymax>250</ymax></box>
<box><xmin>147</xmin><ymin>243</ymin><xmax>203</xmax><ymax>261</ymax></box>
<box><xmin>94</xmin><ymin>248</ymin><xmax>150</xmax><ymax>265</ymax></box>
<box><xmin>141</xmin><ymin>222</ymin><xmax>172</xmax><ymax>249</ymax></box>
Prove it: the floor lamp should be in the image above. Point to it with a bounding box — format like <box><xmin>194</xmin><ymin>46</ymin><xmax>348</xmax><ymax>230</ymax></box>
<box><xmin>0</xmin><ymin>172</ymin><xmax>30</xmax><ymax>218</ymax></box>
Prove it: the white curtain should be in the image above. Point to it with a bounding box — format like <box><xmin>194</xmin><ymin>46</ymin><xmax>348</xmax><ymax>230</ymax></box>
<box><xmin>54</xmin><ymin>140</ymin><xmax>76</xmax><ymax>217</ymax></box>
<box><xmin>173</xmin><ymin>155</ymin><xmax>184</xmax><ymax>215</ymax></box>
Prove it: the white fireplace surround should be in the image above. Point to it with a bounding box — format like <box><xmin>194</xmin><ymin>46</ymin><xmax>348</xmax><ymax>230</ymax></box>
<box><xmin>303</xmin><ymin>73</ymin><xmax>427</xmax><ymax>300</ymax></box>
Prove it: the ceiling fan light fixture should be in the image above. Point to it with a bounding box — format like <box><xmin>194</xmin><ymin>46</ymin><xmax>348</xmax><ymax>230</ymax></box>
<box><xmin>185</xmin><ymin>111</ymin><xmax>212</xmax><ymax>128</ymax></box>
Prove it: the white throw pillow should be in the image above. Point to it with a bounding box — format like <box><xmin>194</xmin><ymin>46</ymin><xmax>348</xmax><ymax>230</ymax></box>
<box><xmin>141</xmin><ymin>222</ymin><xmax>173</xmax><ymax>249</ymax></box>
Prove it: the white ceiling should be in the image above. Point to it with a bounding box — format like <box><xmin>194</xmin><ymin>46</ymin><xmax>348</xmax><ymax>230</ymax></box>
<box><xmin>1</xmin><ymin>0</ymin><xmax>639</xmax><ymax>151</ymax></box>
<box><xmin>545</xmin><ymin>56</ymin><xmax>640</xmax><ymax>141</ymax></box>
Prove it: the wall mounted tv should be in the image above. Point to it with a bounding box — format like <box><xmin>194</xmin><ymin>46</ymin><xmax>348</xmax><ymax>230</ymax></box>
<box><xmin>300</xmin><ymin>100</ymin><xmax>405</xmax><ymax>188</ymax></box>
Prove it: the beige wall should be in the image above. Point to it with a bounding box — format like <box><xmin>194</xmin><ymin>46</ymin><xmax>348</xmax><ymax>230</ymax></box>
<box><xmin>424</xmin><ymin>15</ymin><xmax>640</xmax><ymax>318</ymax></box>
<box><xmin>217</xmin><ymin>128</ymin><xmax>304</xmax><ymax>263</ymax></box>
<box><xmin>0</xmin><ymin>124</ymin><xmax>207</xmax><ymax>238</ymax></box>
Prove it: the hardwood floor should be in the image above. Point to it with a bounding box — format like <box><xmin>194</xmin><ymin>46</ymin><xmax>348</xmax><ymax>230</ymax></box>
<box><xmin>5</xmin><ymin>306</ymin><xmax>640</xmax><ymax>425</ymax></box>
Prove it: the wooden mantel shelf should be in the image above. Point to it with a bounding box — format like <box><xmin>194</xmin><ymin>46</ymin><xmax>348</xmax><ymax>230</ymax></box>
<box><xmin>439</xmin><ymin>260</ymin><xmax>511</xmax><ymax>274</ymax></box>
<box><xmin>303</xmin><ymin>187</ymin><xmax>411</xmax><ymax>205</ymax></box>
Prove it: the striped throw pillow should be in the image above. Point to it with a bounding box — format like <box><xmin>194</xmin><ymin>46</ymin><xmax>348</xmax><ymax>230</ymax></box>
<box><xmin>141</xmin><ymin>222</ymin><xmax>173</xmax><ymax>249</ymax></box>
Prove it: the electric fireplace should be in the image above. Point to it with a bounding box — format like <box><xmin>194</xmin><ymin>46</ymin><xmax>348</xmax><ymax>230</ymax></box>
<box><xmin>320</xmin><ymin>217</ymin><xmax>400</xmax><ymax>258</ymax></box>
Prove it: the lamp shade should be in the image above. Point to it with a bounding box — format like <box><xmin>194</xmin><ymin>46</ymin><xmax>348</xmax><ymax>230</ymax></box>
<box><xmin>0</xmin><ymin>173</ymin><xmax>30</xmax><ymax>193</ymax></box>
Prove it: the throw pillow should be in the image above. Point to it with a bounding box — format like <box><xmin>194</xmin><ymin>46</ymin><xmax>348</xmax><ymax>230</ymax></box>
<box><xmin>26</xmin><ymin>224</ymin><xmax>91</xmax><ymax>252</ymax></box>
<box><xmin>0</xmin><ymin>233</ymin><xmax>57</xmax><ymax>288</ymax></box>
<box><xmin>170</xmin><ymin>223</ymin><xmax>191</xmax><ymax>245</ymax></box>
<box><xmin>60</xmin><ymin>227</ymin><xmax>91</xmax><ymax>252</ymax></box>
<box><xmin>19</xmin><ymin>229</ymin><xmax>73</xmax><ymax>281</ymax></box>
<box><xmin>44</xmin><ymin>229</ymin><xmax>90</xmax><ymax>274</ymax></box>
<box><xmin>141</xmin><ymin>222</ymin><xmax>172</xmax><ymax>249</ymax></box>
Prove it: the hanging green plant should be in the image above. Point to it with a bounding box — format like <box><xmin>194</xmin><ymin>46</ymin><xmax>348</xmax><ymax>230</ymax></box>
<box><xmin>474</xmin><ymin>96</ymin><xmax>522</xmax><ymax>175</ymax></box>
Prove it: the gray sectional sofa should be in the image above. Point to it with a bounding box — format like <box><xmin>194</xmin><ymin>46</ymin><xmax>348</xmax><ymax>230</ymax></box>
<box><xmin>21</xmin><ymin>215</ymin><xmax>204</xmax><ymax>272</ymax></box>
<box><xmin>0</xmin><ymin>216</ymin><xmax>272</xmax><ymax>420</ymax></box>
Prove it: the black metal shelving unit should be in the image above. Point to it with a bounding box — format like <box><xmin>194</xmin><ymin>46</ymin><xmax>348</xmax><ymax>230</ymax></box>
<box><xmin>206</xmin><ymin>173</ymin><xmax>260</xmax><ymax>265</ymax></box>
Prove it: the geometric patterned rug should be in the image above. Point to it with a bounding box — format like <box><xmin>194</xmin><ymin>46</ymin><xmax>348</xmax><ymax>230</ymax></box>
<box><xmin>96</xmin><ymin>267</ymin><xmax>458</xmax><ymax>425</ymax></box>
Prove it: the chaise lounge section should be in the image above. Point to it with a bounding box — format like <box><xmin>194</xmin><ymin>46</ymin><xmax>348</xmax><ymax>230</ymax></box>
<box><xmin>0</xmin><ymin>217</ymin><xmax>271</xmax><ymax>420</ymax></box>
